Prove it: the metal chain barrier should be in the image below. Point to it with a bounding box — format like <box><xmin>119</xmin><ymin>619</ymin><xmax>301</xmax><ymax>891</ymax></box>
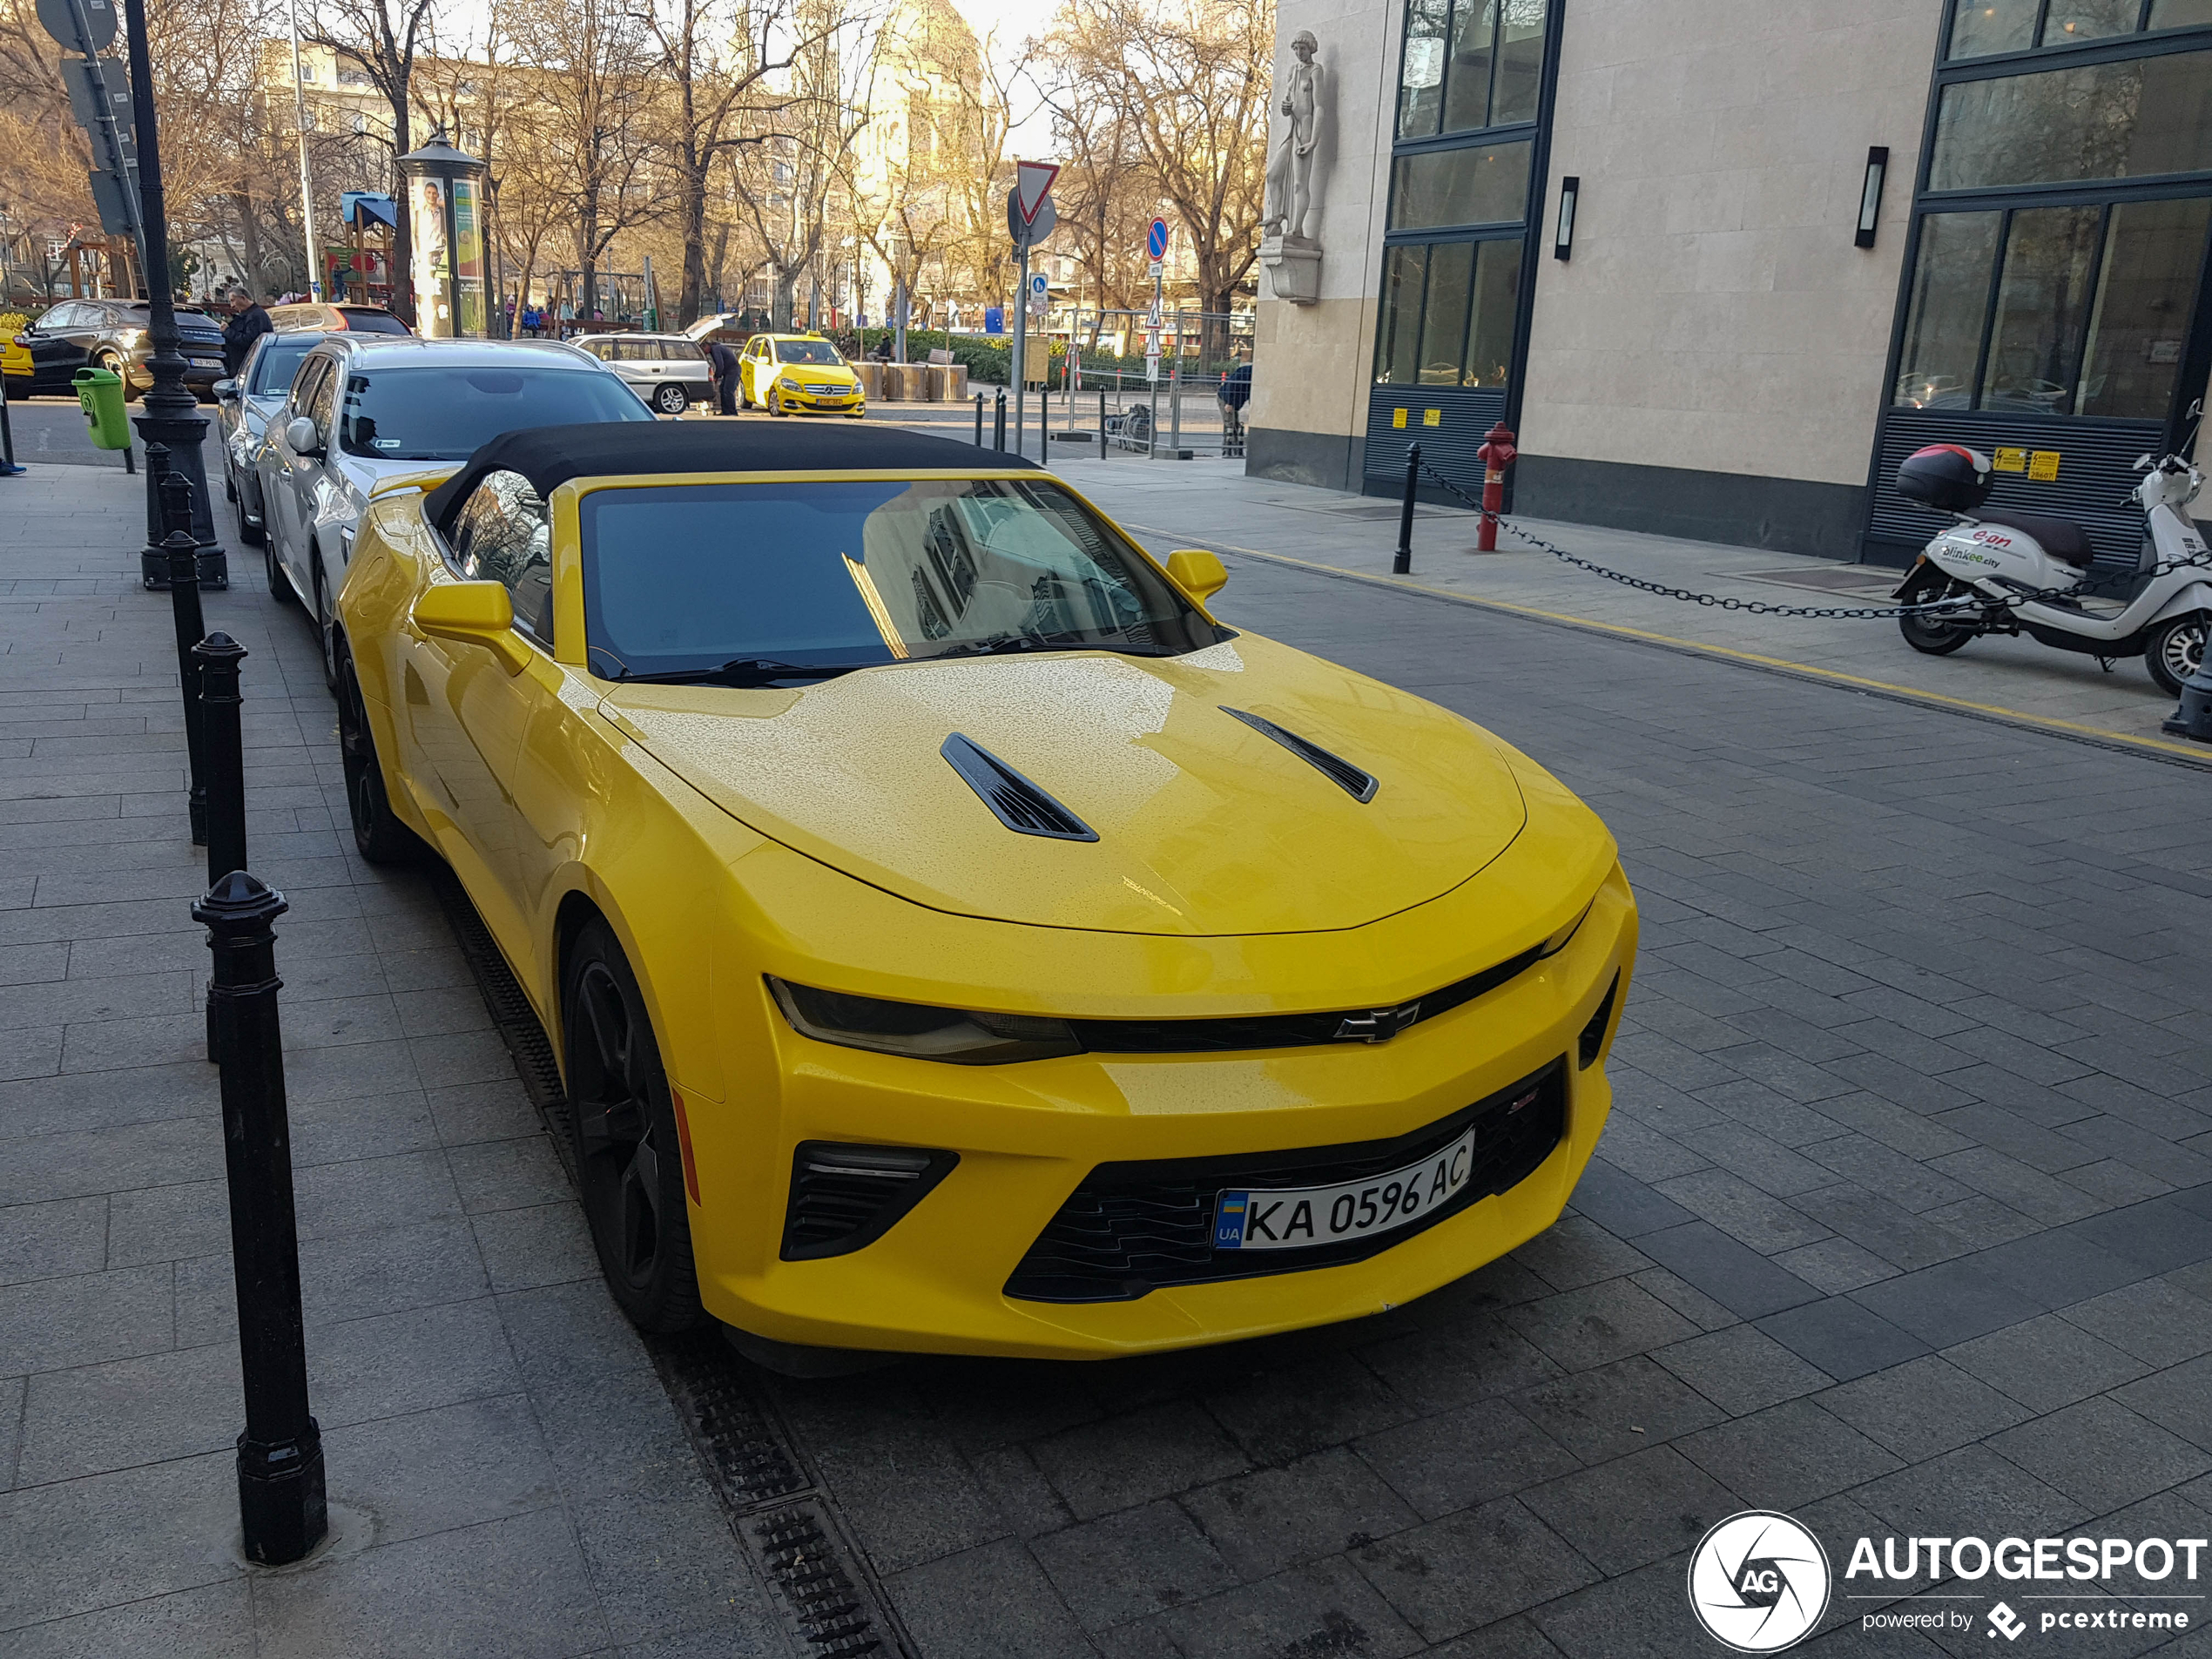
<box><xmin>1416</xmin><ymin>460</ymin><xmax>2212</xmax><ymax>621</ymax></box>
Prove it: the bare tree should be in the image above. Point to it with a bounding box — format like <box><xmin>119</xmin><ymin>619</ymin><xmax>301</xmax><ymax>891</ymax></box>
<box><xmin>304</xmin><ymin>0</ymin><xmax>435</xmax><ymax>320</ymax></box>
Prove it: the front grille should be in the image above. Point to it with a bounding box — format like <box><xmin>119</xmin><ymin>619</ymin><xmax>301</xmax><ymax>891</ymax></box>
<box><xmin>1066</xmin><ymin>941</ymin><xmax>1547</xmax><ymax>1054</ymax></box>
<box><xmin>1004</xmin><ymin>1061</ymin><xmax>1566</xmax><ymax>1302</ymax></box>
<box><xmin>780</xmin><ymin>1142</ymin><xmax>957</xmax><ymax>1260</ymax></box>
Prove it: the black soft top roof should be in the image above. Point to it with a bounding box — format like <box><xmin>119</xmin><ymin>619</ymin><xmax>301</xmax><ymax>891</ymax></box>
<box><xmin>422</xmin><ymin>420</ymin><xmax>1039</xmax><ymax>533</ymax></box>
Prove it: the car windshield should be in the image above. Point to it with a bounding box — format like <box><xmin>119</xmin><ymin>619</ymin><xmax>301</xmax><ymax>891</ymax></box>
<box><xmin>337</xmin><ymin>365</ymin><xmax>651</xmax><ymax>460</ymax></box>
<box><xmin>337</xmin><ymin>308</ymin><xmax>408</xmax><ymax>334</ymax></box>
<box><xmin>579</xmin><ymin>477</ymin><xmax>1224</xmax><ymax>680</ymax></box>
<box><xmin>773</xmin><ymin>339</ymin><xmax>843</xmax><ymax>366</ymax></box>
<box><xmin>249</xmin><ymin>336</ymin><xmax>319</xmax><ymax>396</ymax></box>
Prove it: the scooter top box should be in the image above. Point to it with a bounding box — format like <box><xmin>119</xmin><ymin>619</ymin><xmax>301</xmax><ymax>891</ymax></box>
<box><xmin>1897</xmin><ymin>443</ymin><xmax>1993</xmax><ymax>513</ymax></box>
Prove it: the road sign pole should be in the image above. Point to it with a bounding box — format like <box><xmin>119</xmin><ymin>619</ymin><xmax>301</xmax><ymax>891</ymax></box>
<box><xmin>1012</xmin><ymin>238</ymin><xmax>1028</xmax><ymax>463</ymax></box>
<box><xmin>286</xmin><ymin>0</ymin><xmax>321</xmax><ymax>300</ymax></box>
<box><xmin>58</xmin><ymin>0</ymin><xmax>147</xmax><ymax>283</ymax></box>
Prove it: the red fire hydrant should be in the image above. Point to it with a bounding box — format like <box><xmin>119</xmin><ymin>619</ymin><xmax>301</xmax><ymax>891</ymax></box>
<box><xmin>1475</xmin><ymin>422</ymin><xmax>1518</xmax><ymax>552</ymax></box>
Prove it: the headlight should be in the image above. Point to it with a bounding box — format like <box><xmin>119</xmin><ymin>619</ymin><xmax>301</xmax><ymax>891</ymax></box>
<box><xmin>768</xmin><ymin>977</ymin><xmax>1080</xmax><ymax>1064</ymax></box>
<box><xmin>779</xmin><ymin>376</ymin><xmax>799</xmax><ymax>392</ymax></box>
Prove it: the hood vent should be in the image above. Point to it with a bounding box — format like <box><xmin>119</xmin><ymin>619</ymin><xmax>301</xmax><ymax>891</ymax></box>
<box><xmin>1220</xmin><ymin>708</ymin><xmax>1379</xmax><ymax>802</ymax></box>
<box><xmin>941</xmin><ymin>734</ymin><xmax>1099</xmax><ymax>841</ymax></box>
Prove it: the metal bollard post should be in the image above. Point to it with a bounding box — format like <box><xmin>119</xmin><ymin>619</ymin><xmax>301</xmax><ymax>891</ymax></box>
<box><xmin>1394</xmin><ymin>443</ymin><xmax>1421</xmax><ymax>576</ymax></box>
<box><xmin>1100</xmin><ymin>388</ymin><xmax>1109</xmax><ymax>456</ymax></box>
<box><xmin>994</xmin><ymin>388</ymin><xmax>1006</xmax><ymax>452</ymax></box>
<box><xmin>0</xmin><ymin>369</ymin><xmax>22</xmax><ymax>476</ymax></box>
<box><xmin>193</xmin><ymin>870</ymin><xmax>327</xmax><ymax>1567</ymax></box>
<box><xmin>974</xmin><ymin>391</ymin><xmax>984</xmax><ymax>448</ymax></box>
<box><xmin>162</xmin><ymin>472</ymin><xmax>210</xmax><ymax>846</ymax></box>
<box><xmin>194</xmin><ymin>632</ymin><xmax>249</xmax><ymax>889</ymax></box>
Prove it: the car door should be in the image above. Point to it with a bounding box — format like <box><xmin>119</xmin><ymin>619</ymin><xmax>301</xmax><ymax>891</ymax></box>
<box><xmin>24</xmin><ymin>303</ymin><xmax>90</xmax><ymax>391</ymax></box>
<box><xmin>743</xmin><ymin>339</ymin><xmax>765</xmax><ymax>403</ymax></box>
<box><xmin>266</xmin><ymin>355</ymin><xmax>331</xmax><ymax>592</ymax></box>
<box><xmin>402</xmin><ymin>470</ymin><xmax>554</xmax><ymax>950</ymax></box>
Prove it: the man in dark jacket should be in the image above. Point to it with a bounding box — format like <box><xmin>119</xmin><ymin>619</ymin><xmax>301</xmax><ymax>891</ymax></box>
<box><xmin>222</xmin><ymin>289</ymin><xmax>273</xmax><ymax>378</ymax></box>
<box><xmin>705</xmin><ymin>337</ymin><xmax>741</xmax><ymax>415</ymax></box>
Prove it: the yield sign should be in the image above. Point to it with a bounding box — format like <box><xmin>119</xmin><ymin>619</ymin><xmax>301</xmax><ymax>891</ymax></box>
<box><xmin>1015</xmin><ymin>159</ymin><xmax>1060</xmax><ymax>226</ymax></box>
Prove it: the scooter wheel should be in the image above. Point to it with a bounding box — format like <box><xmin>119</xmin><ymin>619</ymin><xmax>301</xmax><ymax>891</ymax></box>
<box><xmin>1898</xmin><ymin>579</ymin><xmax>1977</xmax><ymax>657</ymax></box>
<box><xmin>2144</xmin><ymin>611</ymin><xmax>2207</xmax><ymax>697</ymax></box>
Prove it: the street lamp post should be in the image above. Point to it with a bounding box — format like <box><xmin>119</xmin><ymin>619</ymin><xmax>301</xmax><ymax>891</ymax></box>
<box><xmin>121</xmin><ymin>0</ymin><xmax>224</xmax><ymax>584</ymax></box>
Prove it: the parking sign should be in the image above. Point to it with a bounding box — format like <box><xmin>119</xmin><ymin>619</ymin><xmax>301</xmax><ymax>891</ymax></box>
<box><xmin>1147</xmin><ymin>218</ymin><xmax>1170</xmax><ymax>260</ymax></box>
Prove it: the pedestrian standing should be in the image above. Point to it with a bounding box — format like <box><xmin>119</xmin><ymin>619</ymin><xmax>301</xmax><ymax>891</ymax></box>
<box><xmin>706</xmin><ymin>336</ymin><xmax>740</xmax><ymax>416</ymax></box>
<box><xmin>222</xmin><ymin>289</ymin><xmax>273</xmax><ymax>379</ymax></box>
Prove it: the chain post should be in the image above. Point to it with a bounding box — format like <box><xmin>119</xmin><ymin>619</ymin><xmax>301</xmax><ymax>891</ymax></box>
<box><xmin>1394</xmin><ymin>444</ymin><xmax>1420</xmax><ymax>576</ymax></box>
<box><xmin>193</xmin><ymin>870</ymin><xmax>327</xmax><ymax>1566</ymax></box>
<box><xmin>163</xmin><ymin>477</ymin><xmax>210</xmax><ymax>846</ymax></box>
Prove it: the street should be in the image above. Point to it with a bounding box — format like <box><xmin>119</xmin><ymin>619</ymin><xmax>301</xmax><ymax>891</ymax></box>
<box><xmin>2</xmin><ymin>449</ymin><xmax>2208</xmax><ymax>1656</ymax></box>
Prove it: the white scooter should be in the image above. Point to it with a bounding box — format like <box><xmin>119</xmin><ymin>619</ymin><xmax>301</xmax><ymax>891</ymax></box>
<box><xmin>1892</xmin><ymin>442</ymin><xmax>2212</xmax><ymax>695</ymax></box>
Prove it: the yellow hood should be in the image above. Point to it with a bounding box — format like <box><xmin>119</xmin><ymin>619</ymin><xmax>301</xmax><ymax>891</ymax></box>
<box><xmin>597</xmin><ymin>634</ymin><xmax>1526</xmax><ymax>937</ymax></box>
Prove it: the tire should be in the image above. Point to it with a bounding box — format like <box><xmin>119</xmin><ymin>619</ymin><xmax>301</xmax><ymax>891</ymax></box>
<box><xmin>652</xmin><ymin>382</ymin><xmax>689</xmax><ymax>415</ymax></box>
<box><xmin>313</xmin><ymin>559</ymin><xmax>340</xmax><ymax>692</ymax></box>
<box><xmin>563</xmin><ymin>919</ymin><xmax>703</xmax><ymax>1333</ymax></box>
<box><xmin>768</xmin><ymin>388</ymin><xmax>786</xmax><ymax>417</ymax></box>
<box><xmin>1898</xmin><ymin>575</ymin><xmax>1978</xmax><ymax>657</ymax></box>
<box><xmin>263</xmin><ymin>536</ymin><xmax>293</xmax><ymax>602</ymax></box>
<box><xmin>334</xmin><ymin>633</ymin><xmax>425</xmax><ymax>865</ymax></box>
<box><xmin>739</xmin><ymin>382</ymin><xmax>752</xmax><ymax>411</ymax></box>
<box><xmin>224</xmin><ymin>466</ymin><xmax>237</xmax><ymax>502</ymax></box>
<box><xmin>2145</xmin><ymin>611</ymin><xmax>2208</xmax><ymax>697</ymax></box>
<box><xmin>97</xmin><ymin>350</ymin><xmax>141</xmax><ymax>404</ymax></box>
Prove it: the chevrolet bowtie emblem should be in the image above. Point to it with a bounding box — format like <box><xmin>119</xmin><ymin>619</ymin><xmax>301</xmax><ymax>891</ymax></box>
<box><xmin>1335</xmin><ymin>1001</ymin><xmax>1421</xmax><ymax>1042</ymax></box>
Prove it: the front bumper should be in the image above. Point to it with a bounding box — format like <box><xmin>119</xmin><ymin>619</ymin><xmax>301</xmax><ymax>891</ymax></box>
<box><xmin>786</xmin><ymin>385</ymin><xmax>862</xmax><ymax>412</ymax></box>
<box><xmin>681</xmin><ymin>860</ymin><xmax>1635</xmax><ymax>1359</ymax></box>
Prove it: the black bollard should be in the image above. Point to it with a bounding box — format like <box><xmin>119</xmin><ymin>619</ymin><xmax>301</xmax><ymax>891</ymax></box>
<box><xmin>1100</xmin><ymin>388</ymin><xmax>1109</xmax><ymax>456</ymax></box>
<box><xmin>194</xmin><ymin>633</ymin><xmax>249</xmax><ymax>887</ymax></box>
<box><xmin>194</xmin><ymin>870</ymin><xmax>327</xmax><ymax>1566</ymax></box>
<box><xmin>1394</xmin><ymin>442</ymin><xmax>1421</xmax><ymax>576</ymax></box>
<box><xmin>163</xmin><ymin>474</ymin><xmax>210</xmax><ymax>846</ymax></box>
<box><xmin>994</xmin><ymin>388</ymin><xmax>1007</xmax><ymax>452</ymax></box>
<box><xmin>974</xmin><ymin>391</ymin><xmax>984</xmax><ymax>448</ymax></box>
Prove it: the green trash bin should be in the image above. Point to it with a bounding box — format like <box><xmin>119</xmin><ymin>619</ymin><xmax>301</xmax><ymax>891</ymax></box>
<box><xmin>73</xmin><ymin>367</ymin><xmax>132</xmax><ymax>451</ymax></box>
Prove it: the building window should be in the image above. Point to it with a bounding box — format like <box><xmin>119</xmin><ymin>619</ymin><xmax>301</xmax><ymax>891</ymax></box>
<box><xmin>1387</xmin><ymin>140</ymin><xmax>1533</xmax><ymax>231</ymax></box>
<box><xmin>1929</xmin><ymin>48</ymin><xmax>2212</xmax><ymax>188</ymax></box>
<box><xmin>1950</xmin><ymin>0</ymin><xmax>2212</xmax><ymax>57</ymax></box>
<box><xmin>1398</xmin><ymin>0</ymin><xmax>1546</xmax><ymax>139</ymax></box>
<box><xmin>1373</xmin><ymin>237</ymin><xmax>1522</xmax><ymax>386</ymax></box>
<box><xmin>1894</xmin><ymin>197</ymin><xmax>2211</xmax><ymax>417</ymax></box>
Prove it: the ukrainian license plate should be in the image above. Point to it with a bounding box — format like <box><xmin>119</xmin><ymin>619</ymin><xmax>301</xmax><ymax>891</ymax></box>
<box><xmin>1213</xmin><ymin>1128</ymin><xmax>1475</xmax><ymax>1252</ymax></box>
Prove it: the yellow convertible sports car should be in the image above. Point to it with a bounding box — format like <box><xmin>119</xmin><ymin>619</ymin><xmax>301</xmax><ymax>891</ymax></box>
<box><xmin>333</xmin><ymin>421</ymin><xmax>1635</xmax><ymax>1360</ymax></box>
<box><xmin>739</xmin><ymin>332</ymin><xmax>865</xmax><ymax>417</ymax></box>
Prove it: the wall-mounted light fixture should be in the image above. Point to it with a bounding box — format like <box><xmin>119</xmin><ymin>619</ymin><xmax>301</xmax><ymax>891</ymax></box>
<box><xmin>1554</xmin><ymin>175</ymin><xmax>1579</xmax><ymax>261</ymax></box>
<box><xmin>1855</xmin><ymin>147</ymin><xmax>1889</xmax><ymax>249</ymax></box>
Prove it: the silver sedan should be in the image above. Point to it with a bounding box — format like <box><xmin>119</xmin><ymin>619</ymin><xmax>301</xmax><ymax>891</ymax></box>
<box><xmin>253</xmin><ymin>334</ymin><xmax>655</xmax><ymax>688</ymax></box>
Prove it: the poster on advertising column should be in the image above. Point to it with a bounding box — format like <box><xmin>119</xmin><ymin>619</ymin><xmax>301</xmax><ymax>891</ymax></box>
<box><xmin>450</xmin><ymin>178</ymin><xmax>486</xmax><ymax>338</ymax></box>
<box><xmin>409</xmin><ymin>176</ymin><xmax>451</xmax><ymax>336</ymax></box>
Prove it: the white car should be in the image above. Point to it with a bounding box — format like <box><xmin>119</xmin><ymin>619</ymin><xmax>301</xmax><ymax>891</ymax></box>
<box><xmin>572</xmin><ymin>332</ymin><xmax>714</xmax><ymax>414</ymax></box>
<box><xmin>254</xmin><ymin>335</ymin><xmax>654</xmax><ymax>687</ymax></box>
<box><xmin>214</xmin><ymin>331</ymin><xmax>331</xmax><ymax>556</ymax></box>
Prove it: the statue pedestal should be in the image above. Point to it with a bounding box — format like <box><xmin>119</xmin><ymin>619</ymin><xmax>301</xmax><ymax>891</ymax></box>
<box><xmin>1260</xmin><ymin>236</ymin><xmax>1321</xmax><ymax>306</ymax></box>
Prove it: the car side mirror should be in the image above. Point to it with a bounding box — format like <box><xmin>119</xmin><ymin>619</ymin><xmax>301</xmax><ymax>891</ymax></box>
<box><xmin>1164</xmin><ymin>549</ymin><xmax>1228</xmax><ymax>604</ymax></box>
<box><xmin>412</xmin><ymin>580</ymin><xmax>529</xmax><ymax>674</ymax></box>
<box><xmin>284</xmin><ymin>415</ymin><xmax>323</xmax><ymax>456</ymax></box>
<box><xmin>213</xmin><ymin>379</ymin><xmax>239</xmax><ymax>401</ymax></box>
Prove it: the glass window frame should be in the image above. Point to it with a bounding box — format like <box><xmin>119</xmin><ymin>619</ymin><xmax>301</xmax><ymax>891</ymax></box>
<box><xmin>1372</xmin><ymin>230</ymin><xmax>1527</xmax><ymax>390</ymax></box>
<box><xmin>1393</xmin><ymin>0</ymin><xmax>1548</xmax><ymax>141</ymax></box>
<box><xmin>1945</xmin><ymin>0</ymin><xmax>2212</xmax><ymax>61</ymax></box>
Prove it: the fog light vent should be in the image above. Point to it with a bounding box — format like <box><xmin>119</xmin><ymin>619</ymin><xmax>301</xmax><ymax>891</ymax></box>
<box><xmin>1578</xmin><ymin>973</ymin><xmax>1621</xmax><ymax>1069</ymax></box>
<box><xmin>780</xmin><ymin>1143</ymin><xmax>958</xmax><ymax>1261</ymax></box>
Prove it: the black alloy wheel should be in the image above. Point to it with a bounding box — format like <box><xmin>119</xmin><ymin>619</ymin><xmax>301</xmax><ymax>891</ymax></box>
<box><xmin>563</xmin><ymin>920</ymin><xmax>703</xmax><ymax>1333</ymax></box>
<box><xmin>335</xmin><ymin>635</ymin><xmax>424</xmax><ymax>865</ymax></box>
<box><xmin>2145</xmin><ymin>611</ymin><xmax>2207</xmax><ymax>697</ymax></box>
<box><xmin>1898</xmin><ymin>575</ymin><xmax>1978</xmax><ymax>657</ymax></box>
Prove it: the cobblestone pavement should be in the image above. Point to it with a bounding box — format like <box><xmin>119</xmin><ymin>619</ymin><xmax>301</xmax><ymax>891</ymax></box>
<box><xmin>3</xmin><ymin>455</ymin><xmax>2211</xmax><ymax>1658</ymax></box>
<box><xmin>0</xmin><ymin>465</ymin><xmax>788</xmax><ymax>1656</ymax></box>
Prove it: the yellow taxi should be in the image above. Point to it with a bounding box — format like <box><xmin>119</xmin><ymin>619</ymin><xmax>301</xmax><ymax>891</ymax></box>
<box><xmin>331</xmin><ymin>421</ymin><xmax>1635</xmax><ymax>1364</ymax></box>
<box><xmin>740</xmin><ymin>333</ymin><xmax>865</xmax><ymax>417</ymax></box>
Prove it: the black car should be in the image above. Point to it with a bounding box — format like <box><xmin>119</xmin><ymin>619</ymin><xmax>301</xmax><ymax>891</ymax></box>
<box><xmin>15</xmin><ymin>298</ymin><xmax>230</xmax><ymax>401</ymax></box>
